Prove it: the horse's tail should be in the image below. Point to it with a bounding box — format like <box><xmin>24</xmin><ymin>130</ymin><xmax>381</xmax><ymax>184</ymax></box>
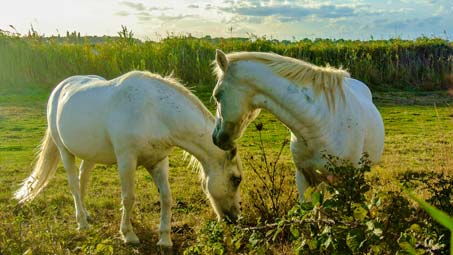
<box><xmin>14</xmin><ymin>128</ymin><xmax>60</xmax><ymax>203</ymax></box>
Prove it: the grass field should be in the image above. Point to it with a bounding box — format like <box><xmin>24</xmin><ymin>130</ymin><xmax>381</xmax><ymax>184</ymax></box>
<box><xmin>0</xmin><ymin>84</ymin><xmax>452</xmax><ymax>254</ymax></box>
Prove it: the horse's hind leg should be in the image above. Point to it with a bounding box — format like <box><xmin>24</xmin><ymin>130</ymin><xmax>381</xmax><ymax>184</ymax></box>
<box><xmin>79</xmin><ymin>160</ymin><xmax>95</xmax><ymax>221</ymax></box>
<box><xmin>116</xmin><ymin>153</ymin><xmax>139</xmax><ymax>244</ymax></box>
<box><xmin>59</xmin><ymin>149</ymin><xmax>89</xmax><ymax>230</ymax></box>
<box><xmin>146</xmin><ymin>157</ymin><xmax>173</xmax><ymax>247</ymax></box>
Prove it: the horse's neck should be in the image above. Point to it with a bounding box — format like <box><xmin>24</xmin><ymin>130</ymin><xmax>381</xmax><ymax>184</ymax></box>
<box><xmin>169</xmin><ymin>98</ymin><xmax>224</xmax><ymax>170</ymax></box>
<box><xmin>250</xmin><ymin>69</ymin><xmax>333</xmax><ymax>139</ymax></box>
<box><xmin>175</xmin><ymin>123</ymin><xmax>224</xmax><ymax>171</ymax></box>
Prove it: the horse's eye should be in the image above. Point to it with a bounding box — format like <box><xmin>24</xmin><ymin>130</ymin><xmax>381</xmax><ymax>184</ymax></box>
<box><xmin>231</xmin><ymin>175</ymin><xmax>242</xmax><ymax>186</ymax></box>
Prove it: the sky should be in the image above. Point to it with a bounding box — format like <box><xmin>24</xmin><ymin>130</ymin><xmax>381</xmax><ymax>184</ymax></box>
<box><xmin>1</xmin><ymin>0</ymin><xmax>452</xmax><ymax>41</ymax></box>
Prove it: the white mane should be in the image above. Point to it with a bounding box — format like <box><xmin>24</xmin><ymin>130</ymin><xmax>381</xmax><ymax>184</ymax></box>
<box><xmin>215</xmin><ymin>52</ymin><xmax>351</xmax><ymax>109</ymax></box>
<box><xmin>183</xmin><ymin>151</ymin><xmax>203</xmax><ymax>173</ymax></box>
<box><xmin>121</xmin><ymin>71</ymin><xmax>215</xmax><ymax>122</ymax></box>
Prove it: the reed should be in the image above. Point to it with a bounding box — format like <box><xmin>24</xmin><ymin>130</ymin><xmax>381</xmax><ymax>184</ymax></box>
<box><xmin>1</xmin><ymin>32</ymin><xmax>452</xmax><ymax>91</ymax></box>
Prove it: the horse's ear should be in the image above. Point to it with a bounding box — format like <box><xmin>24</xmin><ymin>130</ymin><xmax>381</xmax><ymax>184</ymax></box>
<box><xmin>216</xmin><ymin>49</ymin><xmax>228</xmax><ymax>73</ymax></box>
<box><xmin>227</xmin><ymin>147</ymin><xmax>237</xmax><ymax>160</ymax></box>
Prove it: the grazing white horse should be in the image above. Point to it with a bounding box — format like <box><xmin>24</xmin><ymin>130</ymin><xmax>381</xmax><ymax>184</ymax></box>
<box><xmin>212</xmin><ymin>50</ymin><xmax>384</xmax><ymax>201</ymax></box>
<box><xmin>14</xmin><ymin>71</ymin><xmax>242</xmax><ymax>247</ymax></box>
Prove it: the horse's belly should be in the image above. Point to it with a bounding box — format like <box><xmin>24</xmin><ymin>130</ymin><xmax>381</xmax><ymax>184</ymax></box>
<box><xmin>57</xmin><ymin>109</ymin><xmax>116</xmax><ymax>164</ymax></box>
<box><xmin>137</xmin><ymin>144</ymin><xmax>172</xmax><ymax>166</ymax></box>
<box><xmin>59</xmin><ymin>126</ymin><xmax>116</xmax><ymax>164</ymax></box>
<box><xmin>67</xmin><ymin>141</ymin><xmax>116</xmax><ymax>164</ymax></box>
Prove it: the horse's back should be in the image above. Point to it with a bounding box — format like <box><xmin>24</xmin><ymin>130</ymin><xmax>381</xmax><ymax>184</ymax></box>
<box><xmin>345</xmin><ymin>78</ymin><xmax>372</xmax><ymax>101</ymax></box>
<box><xmin>48</xmin><ymin>72</ymin><xmax>191</xmax><ymax>165</ymax></box>
<box><xmin>104</xmin><ymin>73</ymin><xmax>176</xmax><ymax>158</ymax></box>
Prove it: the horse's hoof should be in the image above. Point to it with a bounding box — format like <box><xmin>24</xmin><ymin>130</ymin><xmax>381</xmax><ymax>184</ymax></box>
<box><xmin>122</xmin><ymin>232</ymin><xmax>140</xmax><ymax>244</ymax></box>
<box><xmin>77</xmin><ymin>222</ymin><xmax>89</xmax><ymax>231</ymax></box>
<box><xmin>86</xmin><ymin>214</ymin><xmax>92</xmax><ymax>223</ymax></box>
<box><xmin>157</xmin><ymin>239</ymin><xmax>173</xmax><ymax>247</ymax></box>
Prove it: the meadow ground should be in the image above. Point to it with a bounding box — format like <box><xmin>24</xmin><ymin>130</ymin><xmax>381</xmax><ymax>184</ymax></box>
<box><xmin>0</xmin><ymin>85</ymin><xmax>452</xmax><ymax>254</ymax></box>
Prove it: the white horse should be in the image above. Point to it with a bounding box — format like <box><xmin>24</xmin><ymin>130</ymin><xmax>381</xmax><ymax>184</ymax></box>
<box><xmin>211</xmin><ymin>50</ymin><xmax>384</xmax><ymax>201</ymax></box>
<box><xmin>14</xmin><ymin>71</ymin><xmax>242</xmax><ymax>247</ymax></box>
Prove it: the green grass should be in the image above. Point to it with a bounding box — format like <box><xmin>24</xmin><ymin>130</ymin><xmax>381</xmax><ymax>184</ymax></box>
<box><xmin>0</xmin><ymin>86</ymin><xmax>452</xmax><ymax>254</ymax></box>
<box><xmin>1</xmin><ymin>32</ymin><xmax>453</xmax><ymax>253</ymax></box>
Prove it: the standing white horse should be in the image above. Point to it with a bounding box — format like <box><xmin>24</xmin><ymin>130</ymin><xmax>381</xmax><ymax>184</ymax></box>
<box><xmin>14</xmin><ymin>71</ymin><xmax>242</xmax><ymax>247</ymax></box>
<box><xmin>211</xmin><ymin>50</ymin><xmax>384</xmax><ymax>201</ymax></box>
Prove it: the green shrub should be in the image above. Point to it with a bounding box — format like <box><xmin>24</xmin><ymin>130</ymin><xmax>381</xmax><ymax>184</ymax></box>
<box><xmin>185</xmin><ymin>153</ymin><xmax>453</xmax><ymax>254</ymax></box>
<box><xmin>243</xmin><ymin>123</ymin><xmax>297</xmax><ymax>222</ymax></box>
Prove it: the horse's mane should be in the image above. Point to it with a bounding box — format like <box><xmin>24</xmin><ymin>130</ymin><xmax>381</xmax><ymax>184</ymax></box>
<box><xmin>123</xmin><ymin>71</ymin><xmax>215</xmax><ymax>123</ymax></box>
<box><xmin>216</xmin><ymin>52</ymin><xmax>350</xmax><ymax>109</ymax></box>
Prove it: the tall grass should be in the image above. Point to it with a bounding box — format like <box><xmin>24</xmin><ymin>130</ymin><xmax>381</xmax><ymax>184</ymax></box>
<box><xmin>1</xmin><ymin>32</ymin><xmax>452</xmax><ymax>91</ymax></box>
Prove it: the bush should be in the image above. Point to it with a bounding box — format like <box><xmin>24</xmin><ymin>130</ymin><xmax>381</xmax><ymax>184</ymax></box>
<box><xmin>185</xmin><ymin>147</ymin><xmax>453</xmax><ymax>254</ymax></box>
<box><xmin>243</xmin><ymin>122</ymin><xmax>297</xmax><ymax>222</ymax></box>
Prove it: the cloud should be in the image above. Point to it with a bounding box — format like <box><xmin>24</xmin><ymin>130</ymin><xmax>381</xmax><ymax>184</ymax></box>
<box><xmin>220</xmin><ymin>4</ymin><xmax>358</xmax><ymax>22</ymax></box>
<box><xmin>116</xmin><ymin>2</ymin><xmax>176</xmax><ymax>23</ymax></box>
<box><xmin>114</xmin><ymin>10</ymin><xmax>130</xmax><ymax>16</ymax></box>
<box><xmin>216</xmin><ymin>1</ymin><xmax>424</xmax><ymax>25</ymax></box>
<box><xmin>119</xmin><ymin>1</ymin><xmax>146</xmax><ymax>11</ymax></box>
<box><xmin>116</xmin><ymin>0</ymin><xmax>452</xmax><ymax>40</ymax></box>
<box><xmin>135</xmin><ymin>11</ymin><xmax>152</xmax><ymax>21</ymax></box>
<box><xmin>158</xmin><ymin>14</ymin><xmax>197</xmax><ymax>22</ymax></box>
<box><xmin>205</xmin><ymin>4</ymin><xmax>214</xmax><ymax>10</ymax></box>
<box><xmin>149</xmin><ymin>6</ymin><xmax>171</xmax><ymax>11</ymax></box>
<box><xmin>381</xmin><ymin>16</ymin><xmax>442</xmax><ymax>29</ymax></box>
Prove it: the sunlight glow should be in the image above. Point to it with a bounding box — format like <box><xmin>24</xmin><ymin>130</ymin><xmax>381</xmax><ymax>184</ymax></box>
<box><xmin>0</xmin><ymin>0</ymin><xmax>451</xmax><ymax>40</ymax></box>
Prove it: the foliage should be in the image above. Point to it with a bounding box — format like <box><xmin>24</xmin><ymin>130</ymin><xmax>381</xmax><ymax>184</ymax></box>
<box><xmin>405</xmin><ymin>192</ymin><xmax>453</xmax><ymax>255</ymax></box>
<box><xmin>185</xmin><ymin>153</ymin><xmax>453</xmax><ymax>254</ymax></box>
<box><xmin>400</xmin><ymin>171</ymin><xmax>453</xmax><ymax>253</ymax></box>
<box><xmin>184</xmin><ymin>220</ymin><xmax>227</xmax><ymax>255</ymax></box>
<box><xmin>1</xmin><ymin>31</ymin><xmax>453</xmax><ymax>91</ymax></box>
<box><xmin>276</xmin><ymin>155</ymin><xmax>390</xmax><ymax>255</ymax></box>
<box><xmin>244</xmin><ymin>123</ymin><xmax>297</xmax><ymax>222</ymax></box>
<box><xmin>117</xmin><ymin>25</ymin><xmax>134</xmax><ymax>43</ymax></box>
<box><xmin>400</xmin><ymin>171</ymin><xmax>453</xmax><ymax>214</ymax></box>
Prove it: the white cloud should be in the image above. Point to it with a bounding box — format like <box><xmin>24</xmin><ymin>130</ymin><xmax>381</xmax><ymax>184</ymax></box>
<box><xmin>1</xmin><ymin>0</ymin><xmax>452</xmax><ymax>40</ymax></box>
<box><xmin>114</xmin><ymin>10</ymin><xmax>130</xmax><ymax>16</ymax></box>
<box><xmin>119</xmin><ymin>1</ymin><xmax>146</xmax><ymax>11</ymax></box>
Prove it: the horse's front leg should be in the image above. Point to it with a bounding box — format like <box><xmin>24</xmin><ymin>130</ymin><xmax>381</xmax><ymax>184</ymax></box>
<box><xmin>146</xmin><ymin>157</ymin><xmax>173</xmax><ymax>247</ymax></box>
<box><xmin>117</xmin><ymin>153</ymin><xmax>139</xmax><ymax>244</ymax></box>
<box><xmin>295</xmin><ymin>168</ymin><xmax>310</xmax><ymax>202</ymax></box>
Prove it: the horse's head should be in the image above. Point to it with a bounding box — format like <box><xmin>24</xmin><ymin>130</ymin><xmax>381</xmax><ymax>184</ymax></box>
<box><xmin>212</xmin><ymin>49</ymin><xmax>261</xmax><ymax>151</ymax></box>
<box><xmin>203</xmin><ymin>147</ymin><xmax>242</xmax><ymax>222</ymax></box>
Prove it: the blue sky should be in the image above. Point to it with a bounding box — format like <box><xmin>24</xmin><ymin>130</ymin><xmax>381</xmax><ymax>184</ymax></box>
<box><xmin>1</xmin><ymin>0</ymin><xmax>452</xmax><ymax>40</ymax></box>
